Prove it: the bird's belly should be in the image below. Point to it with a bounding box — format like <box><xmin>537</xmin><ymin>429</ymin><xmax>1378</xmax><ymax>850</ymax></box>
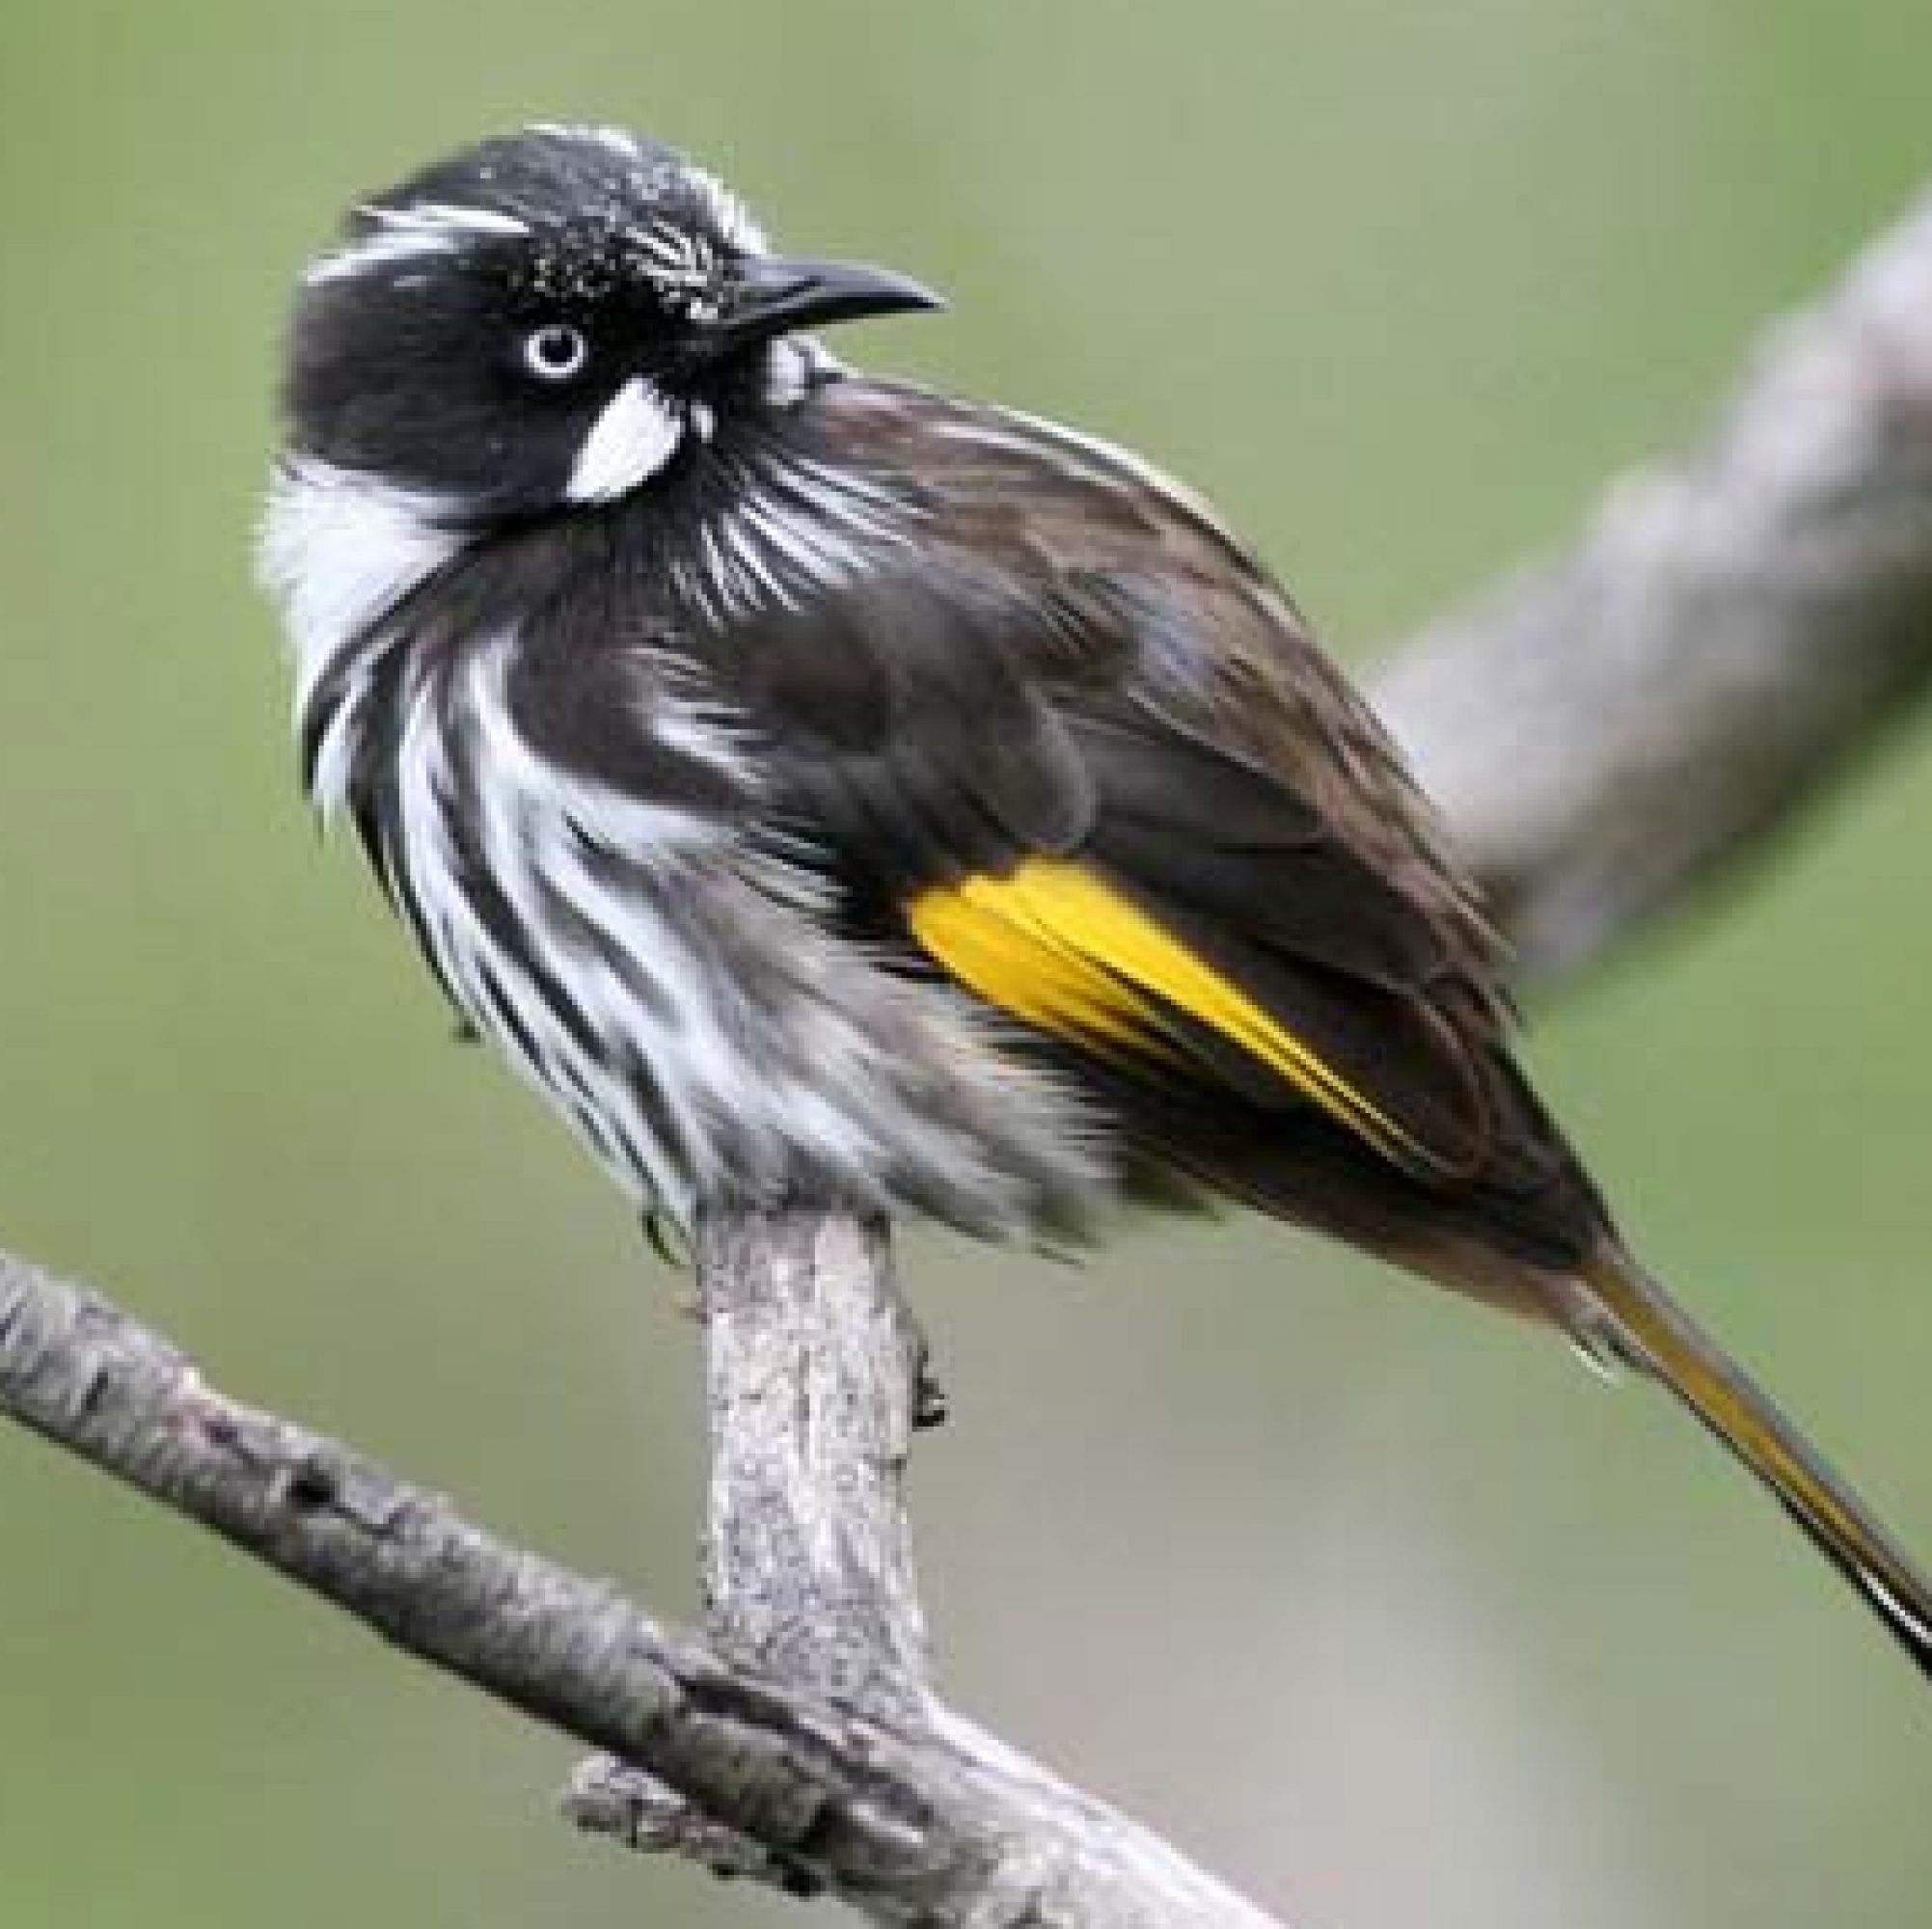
<box><xmin>386</xmin><ymin>756</ymin><xmax>1105</xmax><ymax>1236</ymax></box>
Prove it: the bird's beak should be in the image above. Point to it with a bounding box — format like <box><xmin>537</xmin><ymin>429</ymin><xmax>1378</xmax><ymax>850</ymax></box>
<box><xmin>708</xmin><ymin>254</ymin><xmax>945</xmax><ymax>351</ymax></box>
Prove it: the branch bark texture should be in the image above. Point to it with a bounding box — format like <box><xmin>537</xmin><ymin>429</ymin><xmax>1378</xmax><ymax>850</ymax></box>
<box><xmin>569</xmin><ymin>1209</ymin><xmax>1288</xmax><ymax>1924</ymax></box>
<box><xmin>696</xmin><ymin>1211</ymin><xmax>930</xmax><ymax>1710</ymax></box>
<box><xmin>0</xmin><ymin>1244</ymin><xmax>1282</xmax><ymax>1927</ymax></box>
<box><xmin>9</xmin><ymin>180</ymin><xmax>1932</xmax><ymax>1929</ymax></box>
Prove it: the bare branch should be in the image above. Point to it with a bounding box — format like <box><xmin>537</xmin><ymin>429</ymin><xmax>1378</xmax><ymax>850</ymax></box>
<box><xmin>566</xmin><ymin>1208</ymin><xmax>931</xmax><ymax>1889</ymax></box>
<box><xmin>695</xmin><ymin>1209</ymin><xmax>930</xmax><ymax>1710</ymax></box>
<box><xmin>1376</xmin><ymin>189</ymin><xmax>1932</xmax><ymax>982</ymax></box>
<box><xmin>561</xmin><ymin>1209</ymin><xmax>1290</xmax><ymax>1922</ymax></box>
<box><xmin>0</xmin><ymin>1244</ymin><xmax>1283</xmax><ymax>1927</ymax></box>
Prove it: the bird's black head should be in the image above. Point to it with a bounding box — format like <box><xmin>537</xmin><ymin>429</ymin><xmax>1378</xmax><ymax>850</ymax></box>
<box><xmin>280</xmin><ymin>124</ymin><xmax>941</xmax><ymax>522</ymax></box>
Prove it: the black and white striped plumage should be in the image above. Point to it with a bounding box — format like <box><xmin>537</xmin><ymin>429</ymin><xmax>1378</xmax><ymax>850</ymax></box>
<box><xmin>261</xmin><ymin>125</ymin><xmax>1932</xmax><ymax>1679</ymax></box>
<box><xmin>260</xmin><ymin>123</ymin><xmax>1560</xmax><ymax>1262</ymax></box>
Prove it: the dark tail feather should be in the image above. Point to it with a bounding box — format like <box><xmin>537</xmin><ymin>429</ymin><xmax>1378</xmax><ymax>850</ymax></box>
<box><xmin>1582</xmin><ymin>1248</ymin><xmax>1932</xmax><ymax>1681</ymax></box>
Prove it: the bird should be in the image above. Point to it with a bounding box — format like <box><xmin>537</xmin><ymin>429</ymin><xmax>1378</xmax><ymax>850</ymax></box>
<box><xmin>260</xmin><ymin>122</ymin><xmax>1932</xmax><ymax>1680</ymax></box>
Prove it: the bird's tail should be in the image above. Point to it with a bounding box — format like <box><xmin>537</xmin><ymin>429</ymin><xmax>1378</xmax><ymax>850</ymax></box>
<box><xmin>1581</xmin><ymin>1246</ymin><xmax>1932</xmax><ymax>1679</ymax></box>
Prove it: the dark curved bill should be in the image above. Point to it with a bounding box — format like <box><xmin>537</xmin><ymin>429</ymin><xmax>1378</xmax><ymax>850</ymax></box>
<box><xmin>710</xmin><ymin>254</ymin><xmax>945</xmax><ymax>349</ymax></box>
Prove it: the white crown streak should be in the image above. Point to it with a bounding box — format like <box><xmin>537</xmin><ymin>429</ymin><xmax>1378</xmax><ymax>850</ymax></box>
<box><xmin>527</xmin><ymin>123</ymin><xmax>644</xmax><ymax>161</ymax></box>
<box><xmin>306</xmin><ymin>203</ymin><xmax>531</xmax><ymax>286</ymax></box>
<box><xmin>306</xmin><ymin>229</ymin><xmax>454</xmax><ymax>285</ymax></box>
<box><xmin>684</xmin><ymin>164</ymin><xmax>769</xmax><ymax>255</ymax></box>
<box><xmin>366</xmin><ymin>202</ymin><xmax>530</xmax><ymax>237</ymax></box>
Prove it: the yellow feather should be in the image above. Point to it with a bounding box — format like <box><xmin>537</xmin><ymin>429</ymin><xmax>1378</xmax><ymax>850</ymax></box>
<box><xmin>907</xmin><ymin>858</ymin><xmax>1422</xmax><ymax>1163</ymax></box>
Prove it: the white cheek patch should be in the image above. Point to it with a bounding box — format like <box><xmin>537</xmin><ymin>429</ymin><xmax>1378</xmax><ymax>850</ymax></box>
<box><xmin>567</xmin><ymin>377</ymin><xmax>684</xmax><ymax>503</ymax></box>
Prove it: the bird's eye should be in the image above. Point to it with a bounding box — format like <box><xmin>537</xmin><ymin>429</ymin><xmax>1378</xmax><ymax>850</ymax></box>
<box><xmin>523</xmin><ymin>322</ymin><xmax>589</xmax><ymax>382</ymax></box>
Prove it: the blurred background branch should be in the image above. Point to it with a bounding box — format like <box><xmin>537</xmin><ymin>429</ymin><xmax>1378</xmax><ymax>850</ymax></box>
<box><xmin>1377</xmin><ymin>190</ymin><xmax>1932</xmax><ymax>985</ymax></box>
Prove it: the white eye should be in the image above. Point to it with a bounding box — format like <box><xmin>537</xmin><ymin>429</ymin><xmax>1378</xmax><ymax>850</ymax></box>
<box><xmin>523</xmin><ymin>321</ymin><xmax>589</xmax><ymax>382</ymax></box>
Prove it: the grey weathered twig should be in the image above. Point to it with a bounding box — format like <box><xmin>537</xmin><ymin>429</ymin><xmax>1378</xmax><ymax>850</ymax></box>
<box><xmin>9</xmin><ymin>184</ymin><xmax>1932</xmax><ymax>1929</ymax></box>
<box><xmin>567</xmin><ymin>1209</ymin><xmax>931</xmax><ymax>1890</ymax></box>
<box><xmin>1377</xmin><ymin>188</ymin><xmax>1932</xmax><ymax>982</ymax></box>
<box><xmin>0</xmin><ymin>1244</ymin><xmax>1283</xmax><ymax>1926</ymax></box>
<box><xmin>695</xmin><ymin>1210</ymin><xmax>930</xmax><ymax>1710</ymax></box>
<box><xmin>561</xmin><ymin>1210</ymin><xmax>1286</xmax><ymax>1923</ymax></box>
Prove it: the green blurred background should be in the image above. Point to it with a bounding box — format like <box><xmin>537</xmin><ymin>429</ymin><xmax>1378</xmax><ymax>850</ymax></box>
<box><xmin>4</xmin><ymin>3</ymin><xmax>1931</xmax><ymax>1924</ymax></box>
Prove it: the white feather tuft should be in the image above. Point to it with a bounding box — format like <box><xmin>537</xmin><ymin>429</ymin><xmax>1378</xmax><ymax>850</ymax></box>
<box><xmin>528</xmin><ymin>122</ymin><xmax>643</xmax><ymax>160</ymax></box>
<box><xmin>306</xmin><ymin>229</ymin><xmax>454</xmax><ymax>286</ymax></box>
<box><xmin>305</xmin><ymin>202</ymin><xmax>528</xmax><ymax>286</ymax></box>
<box><xmin>364</xmin><ymin>201</ymin><xmax>529</xmax><ymax>238</ymax></box>
<box><xmin>257</xmin><ymin>461</ymin><xmax>462</xmax><ymax>812</ymax></box>
<box><xmin>566</xmin><ymin>377</ymin><xmax>685</xmax><ymax>503</ymax></box>
<box><xmin>684</xmin><ymin>164</ymin><xmax>769</xmax><ymax>255</ymax></box>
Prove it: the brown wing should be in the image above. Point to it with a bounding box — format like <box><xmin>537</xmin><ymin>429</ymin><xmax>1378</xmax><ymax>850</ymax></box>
<box><xmin>706</xmin><ymin>381</ymin><xmax>1609</xmax><ymax>1280</ymax></box>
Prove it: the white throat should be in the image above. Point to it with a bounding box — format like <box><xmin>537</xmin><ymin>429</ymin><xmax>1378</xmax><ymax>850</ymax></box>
<box><xmin>257</xmin><ymin>459</ymin><xmax>463</xmax><ymax>812</ymax></box>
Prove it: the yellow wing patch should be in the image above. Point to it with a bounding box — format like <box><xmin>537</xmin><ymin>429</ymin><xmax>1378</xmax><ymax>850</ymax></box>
<box><xmin>906</xmin><ymin>858</ymin><xmax>1429</xmax><ymax>1169</ymax></box>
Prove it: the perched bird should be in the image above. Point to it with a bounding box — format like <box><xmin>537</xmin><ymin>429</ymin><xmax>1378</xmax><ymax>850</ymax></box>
<box><xmin>261</xmin><ymin>123</ymin><xmax>1931</xmax><ymax>1676</ymax></box>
